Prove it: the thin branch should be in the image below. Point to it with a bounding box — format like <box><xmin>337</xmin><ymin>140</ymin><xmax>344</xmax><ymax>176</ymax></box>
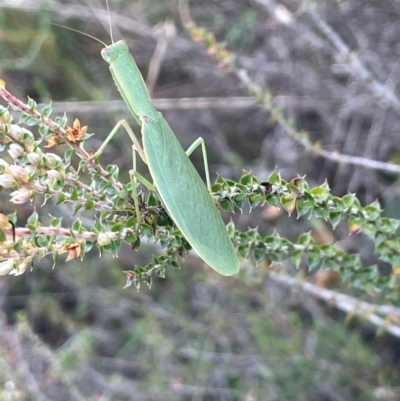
<box><xmin>238</xmin><ymin>64</ymin><xmax>400</xmax><ymax>175</ymax></box>
<box><xmin>146</xmin><ymin>20</ymin><xmax>176</xmax><ymax>96</ymax></box>
<box><xmin>0</xmin><ymin>0</ymin><xmax>152</xmax><ymax>38</ymax></box>
<box><xmin>38</xmin><ymin>97</ymin><xmax>257</xmax><ymax>114</ymax></box>
<box><xmin>302</xmin><ymin>0</ymin><xmax>400</xmax><ymax>113</ymax></box>
<box><xmin>268</xmin><ymin>272</ymin><xmax>400</xmax><ymax>338</ymax></box>
<box><xmin>316</xmin><ymin>148</ymin><xmax>400</xmax><ymax>174</ymax></box>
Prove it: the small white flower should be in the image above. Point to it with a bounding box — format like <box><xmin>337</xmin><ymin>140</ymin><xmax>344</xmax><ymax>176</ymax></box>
<box><xmin>0</xmin><ymin>106</ymin><xmax>12</xmax><ymax>134</ymax></box>
<box><xmin>44</xmin><ymin>169</ymin><xmax>63</xmax><ymax>186</ymax></box>
<box><xmin>45</xmin><ymin>153</ymin><xmax>62</xmax><ymax>168</ymax></box>
<box><xmin>9</xmin><ymin>126</ymin><xmax>34</xmax><ymax>147</ymax></box>
<box><xmin>47</xmin><ymin>169</ymin><xmax>62</xmax><ymax>181</ymax></box>
<box><xmin>9</xmin><ymin>125</ymin><xmax>24</xmax><ymax>141</ymax></box>
<box><xmin>22</xmin><ymin>128</ymin><xmax>35</xmax><ymax>148</ymax></box>
<box><xmin>0</xmin><ymin>158</ymin><xmax>10</xmax><ymax>172</ymax></box>
<box><xmin>9</xmin><ymin>257</ymin><xmax>32</xmax><ymax>276</ymax></box>
<box><xmin>27</xmin><ymin>151</ymin><xmax>43</xmax><ymax>165</ymax></box>
<box><xmin>10</xmin><ymin>188</ymin><xmax>32</xmax><ymax>204</ymax></box>
<box><xmin>8</xmin><ymin>143</ymin><xmax>25</xmax><ymax>159</ymax></box>
<box><xmin>24</xmin><ymin>165</ymin><xmax>36</xmax><ymax>175</ymax></box>
<box><xmin>97</xmin><ymin>232</ymin><xmax>112</xmax><ymax>246</ymax></box>
<box><xmin>0</xmin><ymin>259</ymin><xmax>15</xmax><ymax>276</ymax></box>
<box><xmin>0</xmin><ymin>106</ymin><xmax>11</xmax><ymax>123</ymax></box>
<box><xmin>0</xmin><ymin>174</ymin><xmax>17</xmax><ymax>188</ymax></box>
<box><xmin>9</xmin><ymin>165</ymin><xmax>28</xmax><ymax>181</ymax></box>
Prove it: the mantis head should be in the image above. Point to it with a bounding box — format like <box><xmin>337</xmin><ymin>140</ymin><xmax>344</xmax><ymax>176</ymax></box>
<box><xmin>101</xmin><ymin>41</ymin><xmax>130</xmax><ymax>64</ymax></box>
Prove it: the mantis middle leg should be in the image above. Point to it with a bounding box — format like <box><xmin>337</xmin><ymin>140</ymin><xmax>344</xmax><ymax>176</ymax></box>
<box><xmin>184</xmin><ymin>137</ymin><xmax>211</xmax><ymax>191</ymax></box>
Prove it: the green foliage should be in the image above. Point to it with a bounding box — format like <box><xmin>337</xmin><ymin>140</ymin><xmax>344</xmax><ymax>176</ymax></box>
<box><xmin>0</xmin><ymin>4</ymin><xmax>399</xmax><ymax>295</ymax></box>
<box><xmin>0</xmin><ymin>93</ymin><xmax>399</xmax><ymax>295</ymax></box>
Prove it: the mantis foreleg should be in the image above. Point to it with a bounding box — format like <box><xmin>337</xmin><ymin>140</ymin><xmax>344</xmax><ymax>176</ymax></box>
<box><xmin>92</xmin><ymin>118</ymin><xmax>212</xmax><ymax>192</ymax></box>
<box><xmin>91</xmin><ymin>119</ymin><xmax>156</xmax><ymax>222</ymax></box>
<box><xmin>91</xmin><ymin>119</ymin><xmax>146</xmax><ymax>162</ymax></box>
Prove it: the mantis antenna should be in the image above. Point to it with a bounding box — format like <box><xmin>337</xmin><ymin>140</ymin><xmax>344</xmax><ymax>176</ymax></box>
<box><xmin>54</xmin><ymin>0</ymin><xmax>115</xmax><ymax>46</ymax></box>
<box><xmin>105</xmin><ymin>0</ymin><xmax>115</xmax><ymax>44</ymax></box>
<box><xmin>52</xmin><ymin>23</ymin><xmax>107</xmax><ymax>47</ymax></box>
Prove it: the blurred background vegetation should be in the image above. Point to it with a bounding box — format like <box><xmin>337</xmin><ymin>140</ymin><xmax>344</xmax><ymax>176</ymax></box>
<box><xmin>1</xmin><ymin>0</ymin><xmax>400</xmax><ymax>399</ymax></box>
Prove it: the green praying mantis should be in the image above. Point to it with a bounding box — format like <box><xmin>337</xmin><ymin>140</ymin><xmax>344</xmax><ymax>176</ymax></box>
<box><xmin>75</xmin><ymin>7</ymin><xmax>240</xmax><ymax>276</ymax></box>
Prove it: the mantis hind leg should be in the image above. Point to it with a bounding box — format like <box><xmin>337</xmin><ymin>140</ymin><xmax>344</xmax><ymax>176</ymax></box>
<box><xmin>185</xmin><ymin>137</ymin><xmax>211</xmax><ymax>191</ymax></box>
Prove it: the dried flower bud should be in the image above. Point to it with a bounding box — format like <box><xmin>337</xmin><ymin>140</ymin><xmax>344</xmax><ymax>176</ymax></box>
<box><xmin>8</xmin><ymin>143</ymin><xmax>25</xmax><ymax>159</ymax></box>
<box><xmin>97</xmin><ymin>232</ymin><xmax>112</xmax><ymax>246</ymax></box>
<box><xmin>0</xmin><ymin>173</ymin><xmax>18</xmax><ymax>188</ymax></box>
<box><xmin>10</xmin><ymin>188</ymin><xmax>32</xmax><ymax>204</ymax></box>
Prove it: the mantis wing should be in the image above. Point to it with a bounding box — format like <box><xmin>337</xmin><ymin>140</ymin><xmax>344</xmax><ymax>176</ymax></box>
<box><xmin>142</xmin><ymin>112</ymin><xmax>240</xmax><ymax>276</ymax></box>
